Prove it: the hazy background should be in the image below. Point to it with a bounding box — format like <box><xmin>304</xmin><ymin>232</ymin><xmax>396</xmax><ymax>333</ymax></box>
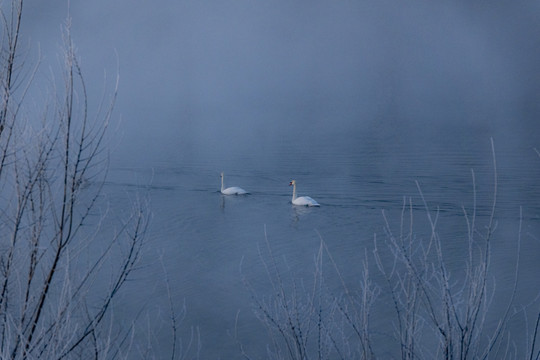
<box><xmin>22</xmin><ymin>0</ymin><xmax>540</xmax><ymax>167</ymax></box>
<box><xmin>16</xmin><ymin>0</ymin><xmax>540</xmax><ymax>357</ymax></box>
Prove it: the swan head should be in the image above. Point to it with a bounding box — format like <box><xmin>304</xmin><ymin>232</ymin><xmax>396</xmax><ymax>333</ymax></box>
<box><xmin>220</xmin><ymin>172</ymin><xmax>224</xmax><ymax>178</ymax></box>
<box><xmin>289</xmin><ymin>180</ymin><xmax>296</xmax><ymax>186</ymax></box>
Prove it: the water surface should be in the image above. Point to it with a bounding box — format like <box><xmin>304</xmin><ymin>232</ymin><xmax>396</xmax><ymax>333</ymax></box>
<box><xmin>106</xmin><ymin>122</ymin><xmax>540</xmax><ymax>358</ymax></box>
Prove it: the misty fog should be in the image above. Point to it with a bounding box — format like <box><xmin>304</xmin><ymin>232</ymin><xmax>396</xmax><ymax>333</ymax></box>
<box><xmin>21</xmin><ymin>0</ymin><xmax>540</xmax><ymax>168</ymax></box>
<box><xmin>13</xmin><ymin>0</ymin><xmax>540</xmax><ymax>358</ymax></box>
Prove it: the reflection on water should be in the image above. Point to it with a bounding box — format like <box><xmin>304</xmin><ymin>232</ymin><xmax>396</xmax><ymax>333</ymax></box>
<box><xmin>106</xmin><ymin>131</ymin><xmax>540</xmax><ymax>358</ymax></box>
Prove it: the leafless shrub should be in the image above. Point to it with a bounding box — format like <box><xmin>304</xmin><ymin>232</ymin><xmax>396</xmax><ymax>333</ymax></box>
<box><xmin>242</xmin><ymin>226</ymin><xmax>379</xmax><ymax>360</ymax></box>
<box><xmin>248</xmin><ymin>140</ymin><xmax>538</xmax><ymax>359</ymax></box>
<box><xmin>372</xmin><ymin>138</ymin><xmax>528</xmax><ymax>360</ymax></box>
<box><xmin>0</xmin><ymin>1</ymin><xmax>152</xmax><ymax>358</ymax></box>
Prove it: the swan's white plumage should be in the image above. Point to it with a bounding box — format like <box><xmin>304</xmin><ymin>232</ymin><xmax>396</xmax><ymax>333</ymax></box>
<box><xmin>220</xmin><ymin>172</ymin><xmax>247</xmax><ymax>195</ymax></box>
<box><xmin>221</xmin><ymin>186</ymin><xmax>247</xmax><ymax>195</ymax></box>
<box><xmin>289</xmin><ymin>180</ymin><xmax>319</xmax><ymax>206</ymax></box>
<box><xmin>293</xmin><ymin>195</ymin><xmax>319</xmax><ymax>206</ymax></box>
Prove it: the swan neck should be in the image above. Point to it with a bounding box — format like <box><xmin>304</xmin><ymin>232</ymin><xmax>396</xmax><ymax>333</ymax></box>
<box><xmin>221</xmin><ymin>175</ymin><xmax>224</xmax><ymax>191</ymax></box>
<box><xmin>292</xmin><ymin>183</ymin><xmax>297</xmax><ymax>201</ymax></box>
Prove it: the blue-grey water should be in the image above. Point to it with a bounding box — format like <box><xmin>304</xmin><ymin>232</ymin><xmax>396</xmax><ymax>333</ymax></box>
<box><xmin>15</xmin><ymin>0</ymin><xmax>540</xmax><ymax>357</ymax></box>
<box><xmin>103</xmin><ymin>124</ymin><xmax>540</xmax><ymax>358</ymax></box>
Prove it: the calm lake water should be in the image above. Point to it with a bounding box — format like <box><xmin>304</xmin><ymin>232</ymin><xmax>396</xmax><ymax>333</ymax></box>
<box><xmin>105</xmin><ymin>121</ymin><xmax>540</xmax><ymax>358</ymax></box>
<box><xmin>11</xmin><ymin>0</ymin><xmax>540</xmax><ymax>356</ymax></box>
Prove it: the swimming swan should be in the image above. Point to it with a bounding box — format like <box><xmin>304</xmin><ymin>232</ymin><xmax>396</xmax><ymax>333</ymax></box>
<box><xmin>289</xmin><ymin>180</ymin><xmax>319</xmax><ymax>206</ymax></box>
<box><xmin>220</xmin><ymin>172</ymin><xmax>247</xmax><ymax>195</ymax></box>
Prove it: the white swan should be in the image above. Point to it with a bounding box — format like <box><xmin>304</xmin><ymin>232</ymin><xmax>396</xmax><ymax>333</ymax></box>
<box><xmin>220</xmin><ymin>172</ymin><xmax>247</xmax><ymax>195</ymax></box>
<box><xmin>289</xmin><ymin>180</ymin><xmax>319</xmax><ymax>206</ymax></box>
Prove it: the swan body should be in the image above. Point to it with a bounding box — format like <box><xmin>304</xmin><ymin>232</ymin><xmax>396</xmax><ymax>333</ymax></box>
<box><xmin>220</xmin><ymin>172</ymin><xmax>247</xmax><ymax>195</ymax></box>
<box><xmin>289</xmin><ymin>180</ymin><xmax>319</xmax><ymax>206</ymax></box>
